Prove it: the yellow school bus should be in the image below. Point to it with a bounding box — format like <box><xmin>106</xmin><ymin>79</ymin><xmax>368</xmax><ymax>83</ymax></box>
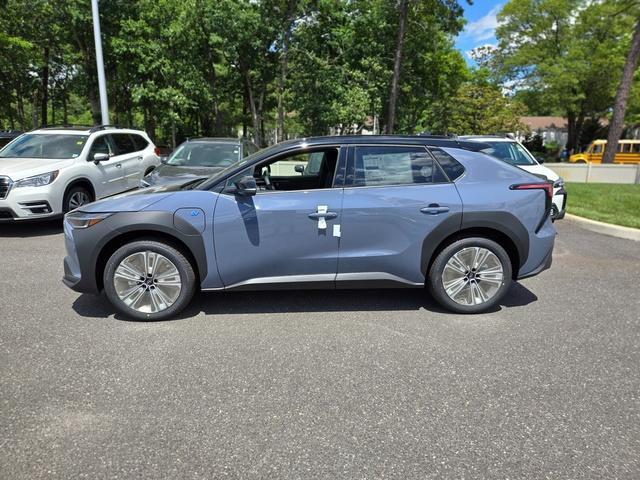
<box><xmin>569</xmin><ymin>139</ymin><xmax>640</xmax><ymax>164</ymax></box>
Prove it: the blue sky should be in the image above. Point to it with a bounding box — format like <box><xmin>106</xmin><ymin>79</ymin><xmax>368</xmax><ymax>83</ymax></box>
<box><xmin>455</xmin><ymin>1</ymin><xmax>503</xmax><ymax>64</ymax></box>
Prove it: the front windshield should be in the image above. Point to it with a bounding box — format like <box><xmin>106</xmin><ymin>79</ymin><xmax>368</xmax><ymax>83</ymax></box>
<box><xmin>481</xmin><ymin>141</ymin><xmax>537</xmax><ymax>166</ymax></box>
<box><xmin>167</xmin><ymin>142</ymin><xmax>241</xmax><ymax>168</ymax></box>
<box><xmin>0</xmin><ymin>134</ymin><xmax>88</xmax><ymax>159</ymax></box>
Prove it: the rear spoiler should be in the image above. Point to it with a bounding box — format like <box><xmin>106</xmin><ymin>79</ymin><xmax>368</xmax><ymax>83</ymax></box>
<box><xmin>421</xmin><ymin>138</ymin><xmax>493</xmax><ymax>152</ymax></box>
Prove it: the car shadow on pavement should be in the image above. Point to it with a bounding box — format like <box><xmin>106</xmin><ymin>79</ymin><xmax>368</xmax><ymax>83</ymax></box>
<box><xmin>0</xmin><ymin>219</ymin><xmax>63</xmax><ymax>237</ymax></box>
<box><xmin>72</xmin><ymin>282</ymin><xmax>538</xmax><ymax>321</ymax></box>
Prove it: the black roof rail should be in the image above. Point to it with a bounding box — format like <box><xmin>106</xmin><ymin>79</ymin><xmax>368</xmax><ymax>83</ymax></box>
<box><xmin>37</xmin><ymin>124</ymin><xmax>93</xmax><ymax>131</ymax></box>
<box><xmin>418</xmin><ymin>132</ymin><xmax>457</xmax><ymax>139</ymax></box>
<box><xmin>89</xmin><ymin>124</ymin><xmax>120</xmax><ymax>133</ymax></box>
<box><xmin>89</xmin><ymin>124</ymin><xmax>142</xmax><ymax>133</ymax></box>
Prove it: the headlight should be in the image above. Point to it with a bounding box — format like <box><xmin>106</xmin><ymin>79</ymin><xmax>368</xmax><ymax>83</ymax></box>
<box><xmin>553</xmin><ymin>177</ymin><xmax>565</xmax><ymax>188</ymax></box>
<box><xmin>64</xmin><ymin>212</ymin><xmax>112</xmax><ymax>229</ymax></box>
<box><xmin>14</xmin><ymin>171</ymin><xmax>59</xmax><ymax>188</ymax></box>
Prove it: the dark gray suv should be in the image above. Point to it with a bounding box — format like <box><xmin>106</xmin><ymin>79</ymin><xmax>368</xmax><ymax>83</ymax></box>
<box><xmin>140</xmin><ymin>137</ymin><xmax>259</xmax><ymax>188</ymax></box>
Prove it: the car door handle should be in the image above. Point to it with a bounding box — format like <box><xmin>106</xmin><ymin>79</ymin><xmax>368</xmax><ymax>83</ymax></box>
<box><xmin>115</xmin><ymin>163</ymin><xmax>122</xmax><ymax>168</ymax></box>
<box><xmin>308</xmin><ymin>212</ymin><xmax>338</xmax><ymax>220</ymax></box>
<box><xmin>420</xmin><ymin>205</ymin><xmax>449</xmax><ymax>215</ymax></box>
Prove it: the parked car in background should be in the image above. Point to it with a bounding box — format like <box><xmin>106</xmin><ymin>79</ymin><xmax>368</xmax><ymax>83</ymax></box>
<box><xmin>569</xmin><ymin>139</ymin><xmax>640</xmax><ymax>164</ymax></box>
<box><xmin>140</xmin><ymin>137</ymin><xmax>259</xmax><ymax>188</ymax></box>
<box><xmin>462</xmin><ymin>135</ymin><xmax>567</xmax><ymax>220</ymax></box>
<box><xmin>62</xmin><ymin>135</ymin><xmax>556</xmax><ymax>320</ymax></box>
<box><xmin>0</xmin><ymin>130</ymin><xmax>23</xmax><ymax>149</ymax></box>
<box><xmin>0</xmin><ymin>125</ymin><xmax>160</xmax><ymax>221</ymax></box>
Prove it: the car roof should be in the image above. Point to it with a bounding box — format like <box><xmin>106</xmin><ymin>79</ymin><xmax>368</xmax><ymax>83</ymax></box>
<box><xmin>268</xmin><ymin>135</ymin><xmax>491</xmax><ymax>151</ymax></box>
<box><xmin>32</xmin><ymin>125</ymin><xmax>148</xmax><ymax>136</ymax></box>
<box><xmin>592</xmin><ymin>139</ymin><xmax>640</xmax><ymax>144</ymax></box>
<box><xmin>185</xmin><ymin>137</ymin><xmax>244</xmax><ymax>144</ymax></box>
<box><xmin>459</xmin><ymin>135</ymin><xmax>516</xmax><ymax>143</ymax></box>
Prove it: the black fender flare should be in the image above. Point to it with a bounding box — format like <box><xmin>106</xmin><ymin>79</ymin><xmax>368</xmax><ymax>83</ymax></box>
<box><xmin>420</xmin><ymin>211</ymin><xmax>529</xmax><ymax>277</ymax></box>
<box><xmin>72</xmin><ymin>211</ymin><xmax>208</xmax><ymax>293</ymax></box>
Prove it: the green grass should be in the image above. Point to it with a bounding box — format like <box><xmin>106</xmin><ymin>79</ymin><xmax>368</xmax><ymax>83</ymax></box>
<box><xmin>565</xmin><ymin>183</ymin><xmax>640</xmax><ymax>229</ymax></box>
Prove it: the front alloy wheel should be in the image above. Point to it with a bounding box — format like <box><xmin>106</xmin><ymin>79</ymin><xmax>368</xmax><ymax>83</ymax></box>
<box><xmin>104</xmin><ymin>240</ymin><xmax>196</xmax><ymax>321</ymax></box>
<box><xmin>113</xmin><ymin>251</ymin><xmax>182</xmax><ymax>314</ymax></box>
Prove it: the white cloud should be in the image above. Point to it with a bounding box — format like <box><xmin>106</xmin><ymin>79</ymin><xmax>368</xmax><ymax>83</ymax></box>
<box><xmin>464</xmin><ymin>5</ymin><xmax>502</xmax><ymax>42</ymax></box>
<box><xmin>466</xmin><ymin>43</ymin><xmax>497</xmax><ymax>60</ymax></box>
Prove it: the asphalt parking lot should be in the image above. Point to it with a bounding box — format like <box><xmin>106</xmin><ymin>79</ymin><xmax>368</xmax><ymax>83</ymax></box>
<box><xmin>1</xmin><ymin>219</ymin><xmax>639</xmax><ymax>479</ymax></box>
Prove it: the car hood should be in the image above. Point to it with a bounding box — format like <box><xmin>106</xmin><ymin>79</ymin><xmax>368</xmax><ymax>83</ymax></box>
<box><xmin>0</xmin><ymin>157</ymin><xmax>74</xmax><ymax>180</ymax></box>
<box><xmin>78</xmin><ymin>178</ymin><xmax>204</xmax><ymax>213</ymax></box>
<box><xmin>518</xmin><ymin>164</ymin><xmax>559</xmax><ymax>181</ymax></box>
<box><xmin>78</xmin><ymin>190</ymin><xmax>175</xmax><ymax>213</ymax></box>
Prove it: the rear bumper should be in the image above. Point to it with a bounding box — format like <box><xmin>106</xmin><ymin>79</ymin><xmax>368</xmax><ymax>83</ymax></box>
<box><xmin>517</xmin><ymin>246</ymin><xmax>553</xmax><ymax>279</ymax></box>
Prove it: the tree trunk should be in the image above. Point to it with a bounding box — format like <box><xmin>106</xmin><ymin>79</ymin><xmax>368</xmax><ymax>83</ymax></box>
<box><xmin>32</xmin><ymin>91</ymin><xmax>39</xmax><ymax>129</ymax></box>
<box><xmin>243</xmin><ymin>68</ymin><xmax>262</xmax><ymax>147</ymax></box>
<box><xmin>277</xmin><ymin>29</ymin><xmax>291</xmax><ymax>143</ymax></box>
<box><xmin>62</xmin><ymin>87</ymin><xmax>68</xmax><ymax>125</ymax></box>
<box><xmin>603</xmin><ymin>19</ymin><xmax>640</xmax><ymax>164</ymax></box>
<box><xmin>41</xmin><ymin>47</ymin><xmax>50</xmax><ymax>126</ymax></box>
<box><xmin>242</xmin><ymin>88</ymin><xmax>248</xmax><ymax>139</ymax></box>
<box><xmin>385</xmin><ymin>0</ymin><xmax>409</xmax><ymax>134</ymax></box>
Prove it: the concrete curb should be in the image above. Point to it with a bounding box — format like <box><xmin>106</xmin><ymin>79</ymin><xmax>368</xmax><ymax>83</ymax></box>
<box><xmin>565</xmin><ymin>213</ymin><xmax>640</xmax><ymax>242</ymax></box>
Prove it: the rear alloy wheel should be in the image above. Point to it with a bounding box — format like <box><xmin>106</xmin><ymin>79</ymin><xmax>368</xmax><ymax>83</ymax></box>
<box><xmin>428</xmin><ymin>237</ymin><xmax>512</xmax><ymax>314</ymax></box>
<box><xmin>64</xmin><ymin>186</ymin><xmax>93</xmax><ymax>212</ymax></box>
<box><xmin>104</xmin><ymin>240</ymin><xmax>196</xmax><ymax>321</ymax></box>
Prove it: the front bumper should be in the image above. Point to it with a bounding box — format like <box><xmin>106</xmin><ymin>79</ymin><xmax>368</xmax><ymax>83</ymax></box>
<box><xmin>0</xmin><ymin>184</ymin><xmax>62</xmax><ymax>220</ymax></box>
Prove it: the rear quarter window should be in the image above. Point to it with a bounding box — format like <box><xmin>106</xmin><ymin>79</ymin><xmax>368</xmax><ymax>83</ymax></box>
<box><xmin>429</xmin><ymin>148</ymin><xmax>465</xmax><ymax>181</ymax></box>
<box><xmin>131</xmin><ymin>134</ymin><xmax>149</xmax><ymax>151</ymax></box>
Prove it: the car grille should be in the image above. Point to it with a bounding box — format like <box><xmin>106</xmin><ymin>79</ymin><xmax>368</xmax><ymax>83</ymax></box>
<box><xmin>0</xmin><ymin>176</ymin><xmax>12</xmax><ymax>199</ymax></box>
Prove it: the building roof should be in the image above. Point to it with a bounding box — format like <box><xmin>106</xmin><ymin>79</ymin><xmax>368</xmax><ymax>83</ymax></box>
<box><xmin>521</xmin><ymin>116</ymin><xmax>568</xmax><ymax>130</ymax></box>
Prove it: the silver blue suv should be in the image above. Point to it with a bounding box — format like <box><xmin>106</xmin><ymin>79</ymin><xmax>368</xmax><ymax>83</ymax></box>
<box><xmin>62</xmin><ymin>135</ymin><xmax>556</xmax><ymax>320</ymax></box>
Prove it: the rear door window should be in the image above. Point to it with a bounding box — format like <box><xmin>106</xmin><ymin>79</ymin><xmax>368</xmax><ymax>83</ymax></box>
<box><xmin>111</xmin><ymin>134</ymin><xmax>136</xmax><ymax>155</ymax></box>
<box><xmin>348</xmin><ymin>146</ymin><xmax>448</xmax><ymax>187</ymax></box>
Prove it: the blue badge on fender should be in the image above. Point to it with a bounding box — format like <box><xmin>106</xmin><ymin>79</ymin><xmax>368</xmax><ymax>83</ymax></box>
<box><xmin>190</xmin><ymin>210</ymin><xmax>199</xmax><ymax>217</ymax></box>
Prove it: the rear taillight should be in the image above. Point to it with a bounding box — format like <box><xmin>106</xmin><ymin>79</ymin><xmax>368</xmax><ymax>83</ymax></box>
<box><xmin>510</xmin><ymin>182</ymin><xmax>554</xmax><ymax>232</ymax></box>
<box><xmin>510</xmin><ymin>182</ymin><xmax>553</xmax><ymax>198</ymax></box>
<box><xmin>154</xmin><ymin>147</ymin><xmax>161</xmax><ymax>156</ymax></box>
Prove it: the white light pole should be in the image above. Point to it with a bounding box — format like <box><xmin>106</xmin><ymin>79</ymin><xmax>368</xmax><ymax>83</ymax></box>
<box><xmin>91</xmin><ymin>0</ymin><xmax>109</xmax><ymax>125</ymax></box>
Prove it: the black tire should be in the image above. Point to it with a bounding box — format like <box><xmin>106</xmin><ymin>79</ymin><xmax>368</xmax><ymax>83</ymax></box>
<box><xmin>428</xmin><ymin>237</ymin><xmax>512</xmax><ymax>314</ymax></box>
<box><xmin>103</xmin><ymin>240</ymin><xmax>197</xmax><ymax>321</ymax></box>
<box><xmin>63</xmin><ymin>185</ymin><xmax>93</xmax><ymax>213</ymax></box>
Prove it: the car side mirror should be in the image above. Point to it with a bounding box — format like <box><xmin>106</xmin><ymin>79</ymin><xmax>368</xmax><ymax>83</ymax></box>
<box><xmin>160</xmin><ymin>156</ymin><xmax>168</xmax><ymax>164</ymax></box>
<box><xmin>235</xmin><ymin>175</ymin><xmax>257</xmax><ymax>196</ymax></box>
<box><xmin>294</xmin><ymin>164</ymin><xmax>305</xmax><ymax>174</ymax></box>
<box><xmin>536</xmin><ymin>156</ymin><xmax>545</xmax><ymax>164</ymax></box>
<box><xmin>93</xmin><ymin>152</ymin><xmax>109</xmax><ymax>164</ymax></box>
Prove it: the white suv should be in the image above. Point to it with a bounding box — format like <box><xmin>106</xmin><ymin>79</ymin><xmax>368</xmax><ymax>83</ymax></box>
<box><xmin>462</xmin><ymin>136</ymin><xmax>567</xmax><ymax>220</ymax></box>
<box><xmin>0</xmin><ymin>126</ymin><xmax>160</xmax><ymax>221</ymax></box>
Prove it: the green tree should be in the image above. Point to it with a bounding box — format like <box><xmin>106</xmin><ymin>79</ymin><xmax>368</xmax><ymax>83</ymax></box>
<box><xmin>444</xmin><ymin>71</ymin><xmax>527</xmax><ymax>135</ymax></box>
<box><xmin>488</xmin><ymin>0</ymin><xmax>638</xmax><ymax>151</ymax></box>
